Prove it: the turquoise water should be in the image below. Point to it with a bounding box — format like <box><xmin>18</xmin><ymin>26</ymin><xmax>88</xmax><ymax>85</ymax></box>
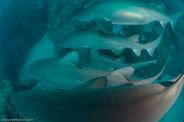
<box><xmin>0</xmin><ymin>0</ymin><xmax>184</xmax><ymax>121</ymax></box>
<box><xmin>161</xmin><ymin>88</ymin><xmax>184</xmax><ymax>122</ymax></box>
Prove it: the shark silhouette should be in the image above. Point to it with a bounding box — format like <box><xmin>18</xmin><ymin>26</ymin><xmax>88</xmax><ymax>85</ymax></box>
<box><xmin>12</xmin><ymin>73</ymin><xmax>184</xmax><ymax>122</ymax></box>
<box><xmin>28</xmin><ymin>51</ymin><xmax>164</xmax><ymax>90</ymax></box>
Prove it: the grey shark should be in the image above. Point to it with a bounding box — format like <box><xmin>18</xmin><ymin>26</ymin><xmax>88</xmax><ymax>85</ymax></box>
<box><xmin>73</xmin><ymin>0</ymin><xmax>183</xmax><ymax>31</ymax></box>
<box><xmin>28</xmin><ymin>51</ymin><xmax>164</xmax><ymax>90</ymax></box>
<box><xmin>78</xmin><ymin>47</ymin><xmax>158</xmax><ymax>70</ymax></box>
<box><xmin>58</xmin><ymin>31</ymin><xmax>163</xmax><ymax>56</ymax></box>
<box><xmin>12</xmin><ymin>73</ymin><xmax>184</xmax><ymax>122</ymax></box>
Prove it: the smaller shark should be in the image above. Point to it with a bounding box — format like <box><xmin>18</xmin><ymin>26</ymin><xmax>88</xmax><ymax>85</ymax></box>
<box><xmin>77</xmin><ymin>46</ymin><xmax>158</xmax><ymax>70</ymax></box>
<box><xmin>57</xmin><ymin>31</ymin><xmax>164</xmax><ymax>56</ymax></box>
<box><xmin>28</xmin><ymin>51</ymin><xmax>164</xmax><ymax>90</ymax></box>
<box><xmin>73</xmin><ymin>0</ymin><xmax>183</xmax><ymax>31</ymax></box>
<box><xmin>12</xmin><ymin>73</ymin><xmax>184</xmax><ymax>122</ymax></box>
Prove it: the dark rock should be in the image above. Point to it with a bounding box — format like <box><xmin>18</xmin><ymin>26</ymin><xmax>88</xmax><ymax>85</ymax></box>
<box><xmin>0</xmin><ymin>79</ymin><xmax>20</xmax><ymax>120</ymax></box>
<box><xmin>0</xmin><ymin>0</ymin><xmax>49</xmax><ymax>85</ymax></box>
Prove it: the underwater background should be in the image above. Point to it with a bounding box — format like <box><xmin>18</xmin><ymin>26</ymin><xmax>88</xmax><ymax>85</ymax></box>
<box><xmin>0</xmin><ymin>0</ymin><xmax>184</xmax><ymax>121</ymax></box>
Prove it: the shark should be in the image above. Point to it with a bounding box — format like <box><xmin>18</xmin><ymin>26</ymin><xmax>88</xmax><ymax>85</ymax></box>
<box><xmin>73</xmin><ymin>0</ymin><xmax>183</xmax><ymax>31</ymax></box>
<box><xmin>12</xmin><ymin>73</ymin><xmax>184</xmax><ymax>122</ymax></box>
<box><xmin>77</xmin><ymin>46</ymin><xmax>158</xmax><ymax>70</ymax></box>
<box><xmin>28</xmin><ymin>51</ymin><xmax>164</xmax><ymax>90</ymax></box>
<box><xmin>57</xmin><ymin>31</ymin><xmax>164</xmax><ymax>56</ymax></box>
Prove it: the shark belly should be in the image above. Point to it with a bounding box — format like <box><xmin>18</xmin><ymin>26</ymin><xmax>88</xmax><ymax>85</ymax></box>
<box><xmin>12</xmin><ymin>74</ymin><xmax>184</xmax><ymax>122</ymax></box>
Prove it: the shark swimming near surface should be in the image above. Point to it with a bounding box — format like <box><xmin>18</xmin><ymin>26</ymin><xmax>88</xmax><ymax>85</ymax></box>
<box><xmin>57</xmin><ymin>31</ymin><xmax>164</xmax><ymax>56</ymax></box>
<box><xmin>73</xmin><ymin>0</ymin><xmax>183</xmax><ymax>31</ymax></box>
<box><xmin>12</xmin><ymin>73</ymin><xmax>184</xmax><ymax>122</ymax></box>
<box><xmin>28</xmin><ymin>51</ymin><xmax>164</xmax><ymax>90</ymax></box>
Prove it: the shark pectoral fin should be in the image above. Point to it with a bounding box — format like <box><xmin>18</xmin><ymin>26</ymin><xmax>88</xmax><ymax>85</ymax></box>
<box><xmin>129</xmin><ymin>35</ymin><xmax>140</xmax><ymax>42</ymax></box>
<box><xmin>160</xmin><ymin>21</ymin><xmax>168</xmax><ymax>30</ymax></box>
<box><xmin>77</xmin><ymin>46</ymin><xmax>90</xmax><ymax>60</ymax></box>
<box><xmin>161</xmin><ymin>73</ymin><xmax>184</xmax><ymax>87</ymax></box>
<box><xmin>174</xmin><ymin>73</ymin><xmax>184</xmax><ymax>85</ymax></box>
<box><xmin>146</xmin><ymin>32</ymin><xmax>164</xmax><ymax>57</ymax></box>
<box><xmin>132</xmin><ymin>49</ymin><xmax>142</xmax><ymax>56</ymax></box>
<box><xmin>61</xmin><ymin>51</ymin><xmax>79</xmax><ymax>64</ymax></box>
<box><xmin>112</xmin><ymin>48</ymin><xmax>125</xmax><ymax>56</ymax></box>
<box><xmin>170</xmin><ymin>12</ymin><xmax>184</xmax><ymax>31</ymax></box>
<box><xmin>73</xmin><ymin>76</ymin><xmax>107</xmax><ymax>90</ymax></box>
<box><xmin>147</xmin><ymin>48</ymin><xmax>154</xmax><ymax>57</ymax></box>
<box><xmin>95</xmin><ymin>18</ymin><xmax>113</xmax><ymax>34</ymax></box>
<box><xmin>112</xmin><ymin>67</ymin><xmax>135</xmax><ymax>79</ymax></box>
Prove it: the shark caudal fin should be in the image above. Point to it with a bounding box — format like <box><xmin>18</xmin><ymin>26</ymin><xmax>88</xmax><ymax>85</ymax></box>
<box><xmin>170</xmin><ymin>12</ymin><xmax>184</xmax><ymax>31</ymax></box>
<box><xmin>145</xmin><ymin>32</ymin><xmax>164</xmax><ymax>56</ymax></box>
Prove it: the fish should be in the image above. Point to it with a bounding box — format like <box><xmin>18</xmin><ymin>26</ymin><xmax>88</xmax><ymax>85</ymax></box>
<box><xmin>77</xmin><ymin>46</ymin><xmax>158</xmax><ymax>70</ymax></box>
<box><xmin>12</xmin><ymin>73</ymin><xmax>184</xmax><ymax>122</ymax></box>
<box><xmin>28</xmin><ymin>51</ymin><xmax>164</xmax><ymax>90</ymax></box>
<box><xmin>57</xmin><ymin>31</ymin><xmax>164</xmax><ymax>56</ymax></box>
<box><xmin>73</xmin><ymin>0</ymin><xmax>183</xmax><ymax>31</ymax></box>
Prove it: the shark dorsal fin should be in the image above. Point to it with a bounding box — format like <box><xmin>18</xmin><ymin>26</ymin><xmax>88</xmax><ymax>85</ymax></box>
<box><xmin>73</xmin><ymin>76</ymin><xmax>107</xmax><ymax>90</ymax></box>
<box><xmin>61</xmin><ymin>51</ymin><xmax>79</xmax><ymax>64</ymax></box>
<box><xmin>77</xmin><ymin>46</ymin><xmax>90</xmax><ymax>60</ymax></box>
<box><xmin>112</xmin><ymin>67</ymin><xmax>135</xmax><ymax>79</ymax></box>
<box><xmin>95</xmin><ymin>18</ymin><xmax>113</xmax><ymax>34</ymax></box>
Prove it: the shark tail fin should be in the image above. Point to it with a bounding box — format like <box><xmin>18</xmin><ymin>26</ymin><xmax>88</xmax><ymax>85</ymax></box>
<box><xmin>170</xmin><ymin>12</ymin><xmax>183</xmax><ymax>31</ymax></box>
<box><xmin>146</xmin><ymin>32</ymin><xmax>164</xmax><ymax>56</ymax></box>
<box><xmin>112</xmin><ymin>67</ymin><xmax>135</xmax><ymax>79</ymax></box>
